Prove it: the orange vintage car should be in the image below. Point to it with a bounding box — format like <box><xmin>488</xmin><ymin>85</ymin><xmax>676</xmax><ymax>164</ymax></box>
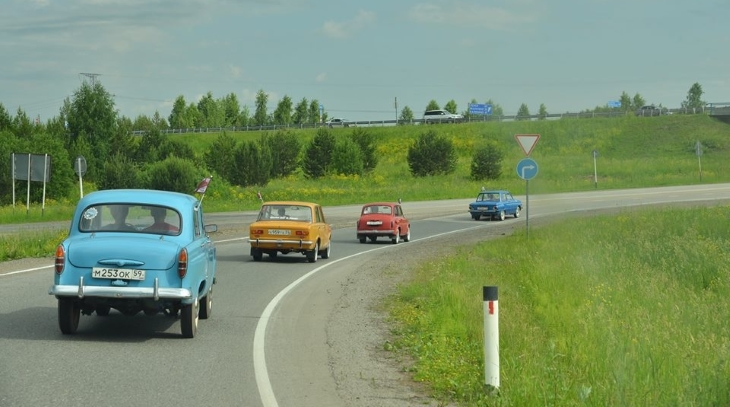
<box><xmin>356</xmin><ymin>202</ymin><xmax>411</xmax><ymax>244</ymax></box>
<box><xmin>249</xmin><ymin>201</ymin><xmax>332</xmax><ymax>263</ymax></box>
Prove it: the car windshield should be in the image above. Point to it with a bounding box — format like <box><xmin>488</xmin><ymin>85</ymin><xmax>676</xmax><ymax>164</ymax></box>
<box><xmin>78</xmin><ymin>204</ymin><xmax>182</xmax><ymax>235</ymax></box>
<box><xmin>362</xmin><ymin>205</ymin><xmax>392</xmax><ymax>215</ymax></box>
<box><xmin>259</xmin><ymin>205</ymin><xmax>313</xmax><ymax>222</ymax></box>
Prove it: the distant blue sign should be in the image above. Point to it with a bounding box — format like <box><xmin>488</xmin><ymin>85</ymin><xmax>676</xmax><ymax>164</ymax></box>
<box><xmin>608</xmin><ymin>101</ymin><xmax>621</xmax><ymax>108</ymax></box>
<box><xmin>469</xmin><ymin>103</ymin><xmax>493</xmax><ymax>115</ymax></box>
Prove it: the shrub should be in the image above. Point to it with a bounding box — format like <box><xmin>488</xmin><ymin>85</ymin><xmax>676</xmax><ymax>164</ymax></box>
<box><xmin>265</xmin><ymin>130</ymin><xmax>301</xmax><ymax>178</ymax></box>
<box><xmin>98</xmin><ymin>153</ymin><xmax>141</xmax><ymax>190</ymax></box>
<box><xmin>204</xmin><ymin>132</ymin><xmax>238</xmax><ymax>183</ymax></box>
<box><xmin>470</xmin><ymin>141</ymin><xmax>504</xmax><ymax>180</ymax></box>
<box><xmin>332</xmin><ymin>137</ymin><xmax>363</xmax><ymax>176</ymax></box>
<box><xmin>350</xmin><ymin>128</ymin><xmax>378</xmax><ymax>173</ymax></box>
<box><xmin>147</xmin><ymin>156</ymin><xmax>198</xmax><ymax>193</ymax></box>
<box><xmin>407</xmin><ymin>130</ymin><xmax>457</xmax><ymax>177</ymax></box>
<box><xmin>302</xmin><ymin>128</ymin><xmax>335</xmax><ymax>179</ymax></box>
<box><xmin>231</xmin><ymin>140</ymin><xmax>272</xmax><ymax>187</ymax></box>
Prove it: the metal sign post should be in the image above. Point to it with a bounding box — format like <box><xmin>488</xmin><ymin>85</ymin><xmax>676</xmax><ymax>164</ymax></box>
<box><xmin>592</xmin><ymin>149</ymin><xmax>599</xmax><ymax>189</ymax></box>
<box><xmin>514</xmin><ymin>134</ymin><xmax>540</xmax><ymax>239</ymax></box>
<box><xmin>74</xmin><ymin>156</ymin><xmax>88</xmax><ymax>198</ymax></box>
<box><xmin>695</xmin><ymin>141</ymin><xmax>703</xmax><ymax>182</ymax></box>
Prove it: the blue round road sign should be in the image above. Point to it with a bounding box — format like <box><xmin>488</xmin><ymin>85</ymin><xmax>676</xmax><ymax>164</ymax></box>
<box><xmin>516</xmin><ymin>158</ymin><xmax>538</xmax><ymax>180</ymax></box>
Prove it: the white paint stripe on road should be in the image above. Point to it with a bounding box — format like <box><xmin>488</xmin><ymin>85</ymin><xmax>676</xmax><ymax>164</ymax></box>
<box><xmin>0</xmin><ymin>264</ymin><xmax>53</xmax><ymax>277</ymax></box>
<box><xmin>254</xmin><ymin>224</ymin><xmax>484</xmax><ymax>407</ymax></box>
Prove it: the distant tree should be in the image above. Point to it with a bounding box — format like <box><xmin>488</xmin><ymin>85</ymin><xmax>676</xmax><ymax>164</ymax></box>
<box><xmin>486</xmin><ymin>99</ymin><xmax>504</xmax><ymax>117</ymax></box>
<box><xmin>399</xmin><ymin>106</ymin><xmax>415</xmax><ymax>124</ymax></box>
<box><xmin>232</xmin><ymin>140</ymin><xmax>272</xmax><ymax>186</ymax></box>
<box><xmin>350</xmin><ymin>128</ymin><xmax>378</xmax><ymax>173</ymax></box>
<box><xmin>66</xmin><ymin>80</ymin><xmax>118</xmax><ymax>181</ymax></box>
<box><xmin>292</xmin><ymin>98</ymin><xmax>309</xmax><ymax>125</ymax></box>
<box><xmin>221</xmin><ymin>93</ymin><xmax>241</xmax><ymax>127</ymax></box>
<box><xmin>331</xmin><ymin>138</ymin><xmax>363</xmax><ymax>176</ymax></box>
<box><xmin>308</xmin><ymin>99</ymin><xmax>321</xmax><ymax>125</ymax></box>
<box><xmin>516</xmin><ymin>103</ymin><xmax>531</xmax><ymax>120</ymax></box>
<box><xmin>12</xmin><ymin>107</ymin><xmax>33</xmax><ymax>139</ymax></box>
<box><xmin>238</xmin><ymin>106</ymin><xmax>251</xmax><ymax>127</ymax></box>
<box><xmin>407</xmin><ymin>130</ymin><xmax>456</xmax><ymax>177</ymax></box>
<box><xmin>302</xmin><ymin>128</ymin><xmax>336</xmax><ymax>178</ymax></box>
<box><xmin>538</xmin><ymin>103</ymin><xmax>548</xmax><ymax>120</ymax></box>
<box><xmin>619</xmin><ymin>92</ymin><xmax>632</xmax><ymax>111</ymax></box>
<box><xmin>186</xmin><ymin>102</ymin><xmax>202</xmax><ymax>128</ymax></box>
<box><xmin>425</xmin><ymin>100</ymin><xmax>440</xmax><ymax>112</ymax></box>
<box><xmin>254</xmin><ymin>89</ymin><xmax>269</xmax><ymax>127</ymax></box>
<box><xmin>273</xmin><ymin>95</ymin><xmax>293</xmax><ymax>125</ymax></box>
<box><xmin>632</xmin><ymin>93</ymin><xmax>646</xmax><ymax>110</ymax></box>
<box><xmin>444</xmin><ymin>100</ymin><xmax>458</xmax><ymax>114</ymax></box>
<box><xmin>132</xmin><ymin>114</ymin><xmax>155</xmax><ymax>132</ymax></box>
<box><xmin>151</xmin><ymin>111</ymin><xmax>169</xmax><ymax>129</ymax></box>
<box><xmin>0</xmin><ymin>103</ymin><xmax>11</xmax><ymax>132</ymax></box>
<box><xmin>169</xmin><ymin>96</ymin><xmax>188</xmax><ymax>128</ymax></box>
<box><xmin>682</xmin><ymin>82</ymin><xmax>705</xmax><ymax>111</ymax></box>
<box><xmin>198</xmin><ymin>91</ymin><xmax>224</xmax><ymax>127</ymax></box>
<box><xmin>470</xmin><ymin>141</ymin><xmax>503</xmax><ymax>181</ymax></box>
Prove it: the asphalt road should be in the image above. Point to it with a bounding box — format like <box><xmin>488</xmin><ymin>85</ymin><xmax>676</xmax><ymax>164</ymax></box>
<box><xmin>1</xmin><ymin>184</ymin><xmax>730</xmax><ymax>407</ymax></box>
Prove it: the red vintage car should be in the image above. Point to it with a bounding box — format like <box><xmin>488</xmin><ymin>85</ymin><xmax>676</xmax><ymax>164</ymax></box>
<box><xmin>356</xmin><ymin>202</ymin><xmax>411</xmax><ymax>244</ymax></box>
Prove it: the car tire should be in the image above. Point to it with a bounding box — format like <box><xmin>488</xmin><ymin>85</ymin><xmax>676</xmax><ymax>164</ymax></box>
<box><xmin>368</xmin><ymin>236</ymin><xmax>377</xmax><ymax>242</ymax></box>
<box><xmin>96</xmin><ymin>305</ymin><xmax>111</xmax><ymax>316</ymax></box>
<box><xmin>200</xmin><ymin>287</ymin><xmax>213</xmax><ymax>320</ymax></box>
<box><xmin>404</xmin><ymin>227</ymin><xmax>411</xmax><ymax>242</ymax></box>
<box><xmin>358</xmin><ymin>236</ymin><xmax>366</xmax><ymax>243</ymax></box>
<box><xmin>321</xmin><ymin>240</ymin><xmax>331</xmax><ymax>259</ymax></box>
<box><xmin>392</xmin><ymin>230</ymin><xmax>400</xmax><ymax>244</ymax></box>
<box><xmin>514</xmin><ymin>207</ymin><xmax>521</xmax><ymax>218</ymax></box>
<box><xmin>473</xmin><ymin>214</ymin><xmax>481</xmax><ymax>221</ymax></box>
<box><xmin>269</xmin><ymin>251</ymin><xmax>278</xmax><ymax>259</ymax></box>
<box><xmin>58</xmin><ymin>299</ymin><xmax>80</xmax><ymax>335</ymax></box>
<box><xmin>498</xmin><ymin>210</ymin><xmax>506</xmax><ymax>221</ymax></box>
<box><xmin>307</xmin><ymin>242</ymin><xmax>319</xmax><ymax>263</ymax></box>
<box><xmin>180</xmin><ymin>299</ymin><xmax>199</xmax><ymax>338</ymax></box>
<box><xmin>252</xmin><ymin>248</ymin><xmax>263</xmax><ymax>262</ymax></box>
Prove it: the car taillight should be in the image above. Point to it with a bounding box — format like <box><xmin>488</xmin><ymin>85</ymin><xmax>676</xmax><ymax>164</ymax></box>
<box><xmin>178</xmin><ymin>248</ymin><xmax>188</xmax><ymax>278</ymax></box>
<box><xmin>295</xmin><ymin>230</ymin><xmax>308</xmax><ymax>236</ymax></box>
<box><xmin>55</xmin><ymin>245</ymin><xmax>65</xmax><ymax>274</ymax></box>
<box><xmin>251</xmin><ymin>229</ymin><xmax>263</xmax><ymax>235</ymax></box>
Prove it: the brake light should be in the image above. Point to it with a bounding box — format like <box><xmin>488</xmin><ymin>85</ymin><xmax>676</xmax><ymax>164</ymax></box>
<box><xmin>55</xmin><ymin>245</ymin><xmax>65</xmax><ymax>274</ymax></box>
<box><xmin>251</xmin><ymin>229</ymin><xmax>264</xmax><ymax>235</ymax></box>
<box><xmin>295</xmin><ymin>230</ymin><xmax>309</xmax><ymax>236</ymax></box>
<box><xmin>178</xmin><ymin>248</ymin><xmax>188</xmax><ymax>278</ymax></box>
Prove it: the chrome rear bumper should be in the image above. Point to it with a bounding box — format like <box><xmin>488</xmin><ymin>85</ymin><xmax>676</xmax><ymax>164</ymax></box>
<box><xmin>49</xmin><ymin>276</ymin><xmax>192</xmax><ymax>301</ymax></box>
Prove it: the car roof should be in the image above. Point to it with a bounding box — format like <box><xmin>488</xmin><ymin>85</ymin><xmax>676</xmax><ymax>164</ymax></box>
<box><xmin>479</xmin><ymin>190</ymin><xmax>508</xmax><ymax>194</ymax></box>
<box><xmin>362</xmin><ymin>202</ymin><xmax>398</xmax><ymax>207</ymax></box>
<box><xmin>261</xmin><ymin>201</ymin><xmax>319</xmax><ymax>208</ymax></box>
<box><xmin>78</xmin><ymin>189</ymin><xmax>198</xmax><ymax>208</ymax></box>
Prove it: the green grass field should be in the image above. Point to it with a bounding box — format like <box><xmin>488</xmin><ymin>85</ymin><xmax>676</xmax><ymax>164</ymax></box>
<box><xmin>3</xmin><ymin>114</ymin><xmax>730</xmax><ymax>405</ymax></box>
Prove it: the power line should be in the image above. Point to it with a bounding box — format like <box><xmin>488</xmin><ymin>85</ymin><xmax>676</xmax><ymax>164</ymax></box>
<box><xmin>79</xmin><ymin>73</ymin><xmax>101</xmax><ymax>86</ymax></box>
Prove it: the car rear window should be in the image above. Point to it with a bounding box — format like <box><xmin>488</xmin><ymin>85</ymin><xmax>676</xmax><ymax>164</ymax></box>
<box><xmin>79</xmin><ymin>204</ymin><xmax>182</xmax><ymax>235</ymax></box>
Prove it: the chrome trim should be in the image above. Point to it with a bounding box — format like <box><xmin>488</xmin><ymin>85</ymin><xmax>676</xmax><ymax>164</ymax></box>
<box><xmin>252</xmin><ymin>239</ymin><xmax>313</xmax><ymax>245</ymax></box>
<box><xmin>49</xmin><ymin>276</ymin><xmax>192</xmax><ymax>300</ymax></box>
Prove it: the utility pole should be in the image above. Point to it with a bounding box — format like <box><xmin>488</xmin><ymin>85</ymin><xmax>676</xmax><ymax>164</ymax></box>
<box><xmin>80</xmin><ymin>73</ymin><xmax>101</xmax><ymax>86</ymax></box>
<box><xmin>394</xmin><ymin>97</ymin><xmax>398</xmax><ymax>124</ymax></box>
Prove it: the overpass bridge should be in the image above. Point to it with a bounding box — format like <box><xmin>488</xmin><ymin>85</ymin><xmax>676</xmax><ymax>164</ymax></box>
<box><xmin>708</xmin><ymin>102</ymin><xmax>730</xmax><ymax>124</ymax></box>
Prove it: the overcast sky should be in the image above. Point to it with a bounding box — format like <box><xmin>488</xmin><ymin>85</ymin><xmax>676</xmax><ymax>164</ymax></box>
<box><xmin>1</xmin><ymin>0</ymin><xmax>728</xmax><ymax>123</ymax></box>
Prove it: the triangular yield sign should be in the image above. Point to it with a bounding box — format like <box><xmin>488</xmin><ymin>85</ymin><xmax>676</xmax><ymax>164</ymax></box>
<box><xmin>514</xmin><ymin>134</ymin><xmax>540</xmax><ymax>156</ymax></box>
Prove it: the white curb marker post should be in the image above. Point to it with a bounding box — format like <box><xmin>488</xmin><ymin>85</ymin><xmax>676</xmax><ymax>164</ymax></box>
<box><xmin>483</xmin><ymin>286</ymin><xmax>499</xmax><ymax>391</ymax></box>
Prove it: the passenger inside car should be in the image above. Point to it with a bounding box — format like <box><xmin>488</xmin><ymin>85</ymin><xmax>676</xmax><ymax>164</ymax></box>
<box><xmin>101</xmin><ymin>205</ymin><xmax>136</xmax><ymax>231</ymax></box>
<box><xmin>144</xmin><ymin>207</ymin><xmax>179</xmax><ymax>234</ymax></box>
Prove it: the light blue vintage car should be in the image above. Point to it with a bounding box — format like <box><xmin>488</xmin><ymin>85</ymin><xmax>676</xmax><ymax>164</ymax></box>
<box><xmin>468</xmin><ymin>189</ymin><xmax>522</xmax><ymax>221</ymax></box>
<box><xmin>49</xmin><ymin>189</ymin><xmax>217</xmax><ymax>338</ymax></box>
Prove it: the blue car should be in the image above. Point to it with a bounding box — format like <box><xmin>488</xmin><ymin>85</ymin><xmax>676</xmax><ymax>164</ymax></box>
<box><xmin>49</xmin><ymin>189</ymin><xmax>218</xmax><ymax>338</ymax></box>
<box><xmin>468</xmin><ymin>189</ymin><xmax>522</xmax><ymax>221</ymax></box>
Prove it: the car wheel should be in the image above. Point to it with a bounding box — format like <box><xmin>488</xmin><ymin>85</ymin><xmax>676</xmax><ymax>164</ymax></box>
<box><xmin>358</xmin><ymin>236</ymin><xmax>366</xmax><ymax>243</ymax></box>
<box><xmin>180</xmin><ymin>299</ymin><xmax>199</xmax><ymax>338</ymax></box>
<box><xmin>252</xmin><ymin>248</ymin><xmax>263</xmax><ymax>262</ymax></box>
<box><xmin>321</xmin><ymin>239</ymin><xmax>331</xmax><ymax>259</ymax></box>
<box><xmin>514</xmin><ymin>207</ymin><xmax>521</xmax><ymax>218</ymax></box>
<box><xmin>473</xmin><ymin>214</ymin><xmax>481</xmax><ymax>221</ymax></box>
<box><xmin>404</xmin><ymin>227</ymin><xmax>411</xmax><ymax>242</ymax></box>
<box><xmin>307</xmin><ymin>242</ymin><xmax>319</xmax><ymax>263</ymax></box>
<box><xmin>58</xmin><ymin>299</ymin><xmax>80</xmax><ymax>335</ymax></box>
<box><xmin>96</xmin><ymin>305</ymin><xmax>111</xmax><ymax>316</ymax></box>
<box><xmin>269</xmin><ymin>251</ymin><xmax>278</xmax><ymax>259</ymax></box>
<box><xmin>200</xmin><ymin>286</ymin><xmax>213</xmax><ymax>320</ymax></box>
<box><xmin>368</xmin><ymin>236</ymin><xmax>377</xmax><ymax>242</ymax></box>
<box><xmin>392</xmin><ymin>230</ymin><xmax>400</xmax><ymax>244</ymax></box>
<box><xmin>498</xmin><ymin>210</ymin><xmax>506</xmax><ymax>221</ymax></box>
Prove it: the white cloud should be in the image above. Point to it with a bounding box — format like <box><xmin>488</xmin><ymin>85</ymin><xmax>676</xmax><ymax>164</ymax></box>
<box><xmin>409</xmin><ymin>1</ymin><xmax>538</xmax><ymax>30</ymax></box>
<box><xmin>316</xmin><ymin>73</ymin><xmax>327</xmax><ymax>83</ymax></box>
<box><xmin>229</xmin><ymin>65</ymin><xmax>242</xmax><ymax>79</ymax></box>
<box><xmin>321</xmin><ymin>9</ymin><xmax>376</xmax><ymax>39</ymax></box>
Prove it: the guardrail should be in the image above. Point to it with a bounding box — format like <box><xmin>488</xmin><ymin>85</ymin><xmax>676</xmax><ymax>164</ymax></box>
<box><xmin>129</xmin><ymin>107</ymin><xmax>711</xmax><ymax>136</ymax></box>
